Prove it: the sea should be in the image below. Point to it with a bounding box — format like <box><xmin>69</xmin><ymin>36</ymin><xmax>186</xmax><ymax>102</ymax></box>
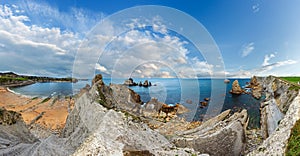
<box><xmin>10</xmin><ymin>78</ymin><xmax>262</xmax><ymax>128</ymax></box>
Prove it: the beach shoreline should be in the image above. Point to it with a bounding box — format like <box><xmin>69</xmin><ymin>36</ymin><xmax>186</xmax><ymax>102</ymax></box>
<box><xmin>0</xmin><ymin>86</ymin><xmax>74</xmax><ymax>137</ymax></box>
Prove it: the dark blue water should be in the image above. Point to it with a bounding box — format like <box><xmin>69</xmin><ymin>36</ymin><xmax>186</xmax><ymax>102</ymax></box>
<box><xmin>10</xmin><ymin>78</ymin><xmax>261</xmax><ymax>128</ymax></box>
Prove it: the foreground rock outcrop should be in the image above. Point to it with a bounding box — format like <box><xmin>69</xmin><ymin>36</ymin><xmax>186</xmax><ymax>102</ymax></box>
<box><xmin>172</xmin><ymin>110</ymin><xmax>248</xmax><ymax>156</ymax></box>
<box><xmin>0</xmin><ymin>74</ymin><xmax>251</xmax><ymax>155</ymax></box>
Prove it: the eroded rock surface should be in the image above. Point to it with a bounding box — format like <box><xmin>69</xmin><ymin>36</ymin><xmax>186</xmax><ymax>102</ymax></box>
<box><xmin>250</xmin><ymin>76</ymin><xmax>263</xmax><ymax>99</ymax></box>
<box><xmin>247</xmin><ymin>76</ymin><xmax>300</xmax><ymax>155</ymax></box>
<box><xmin>230</xmin><ymin>80</ymin><xmax>243</xmax><ymax>95</ymax></box>
<box><xmin>172</xmin><ymin>110</ymin><xmax>249</xmax><ymax>156</ymax></box>
<box><xmin>0</xmin><ymin>74</ymin><xmax>253</xmax><ymax>155</ymax></box>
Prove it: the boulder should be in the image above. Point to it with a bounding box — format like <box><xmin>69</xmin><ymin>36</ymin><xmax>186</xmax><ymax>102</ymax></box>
<box><xmin>204</xmin><ymin>97</ymin><xmax>210</xmax><ymax>101</ymax></box>
<box><xmin>200</xmin><ymin>101</ymin><xmax>208</xmax><ymax>106</ymax></box>
<box><xmin>230</xmin><ymin>80</ymin><xmax>243</xmax><ymax>95</ymax></box>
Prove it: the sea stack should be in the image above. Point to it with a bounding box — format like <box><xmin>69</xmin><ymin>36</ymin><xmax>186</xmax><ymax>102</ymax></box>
<box><xmin>249</xmin><ymin>76</ymin><xmax>263</xmax><ymax>99</ymax></box>
<box><xmin>230</xmin><ymin>80</ymin><xmax>243</xmax><ymax>95</ymax></box>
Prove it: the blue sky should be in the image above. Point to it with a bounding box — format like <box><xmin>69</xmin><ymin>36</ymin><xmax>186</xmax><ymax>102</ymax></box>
<box><xmin>0</xmin><ymin>0</ymin><xmax>299</xmax><ymax>78</ymax></box>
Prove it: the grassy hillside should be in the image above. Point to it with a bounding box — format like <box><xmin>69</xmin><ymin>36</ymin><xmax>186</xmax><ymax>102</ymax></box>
<box><xmin>280</xmin><ymin>77</ymin><xmax>300</xmax><ymax>83</ymax></box>
<box><xmin>286</xmin><ymin>119</ymin><xmax>300</xmax><ymax>156</ymax></box>
<box><xmin>279</xmin><ymin>77</ymin><xmax>300</xmax><ymax>91</ymax></box>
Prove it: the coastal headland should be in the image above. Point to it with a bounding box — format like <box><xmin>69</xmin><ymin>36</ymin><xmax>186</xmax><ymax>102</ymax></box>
<box><xmin>0</xmin><ymin>72</ymin><xmax>77</xmax><ymax>87</ymax></box>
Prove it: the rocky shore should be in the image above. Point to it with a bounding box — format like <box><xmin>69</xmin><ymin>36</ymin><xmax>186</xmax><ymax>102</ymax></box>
<box><xmin>0</xmin><ymin>74</ymin><xmax>299</xmax><ymax>155</ymax></box>
<box><xmin>247</xmin><ymin>76</ymin><xmax>300</xmax><ymax>155</ymax></box>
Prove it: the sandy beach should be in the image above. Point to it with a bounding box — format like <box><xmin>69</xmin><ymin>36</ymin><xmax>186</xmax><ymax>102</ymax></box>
<box><xmin>0</xmin><ymin>86</ymin><xmax>74</xmax><ymax>131</ymax></box>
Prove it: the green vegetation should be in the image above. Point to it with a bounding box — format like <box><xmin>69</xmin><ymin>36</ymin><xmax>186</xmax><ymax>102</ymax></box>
<box><xmin>40</xmin><ymin>97</ymin><xmax>51</xmax><ymax>103</ymax></box>
<box><xmin>31</xmin><ymin>97</ymin><xmax>38</xmax><ymax>100</ymax></box>
<box><xmin>280</xmin><ymin>77</ymin><xmax>300</xmax><ymax>83</ymax></box>
<box><xmin>288</xmin><ymin>85</ymin><xmax>300</xmax><ymax>91</ymax></box>
<box><xmin>0</xmin><ymin>76</ymin><xmax>28</xmax><ymax>82</ymax></box>
<box><xmin>0</xmin><ymin>72</ymin><xmax>77</xmax><ymax>86</ymax></box>
<box><xmin>279</xmin><ymin>77</ymin><xmax>300</xmax><ymax>91</ymax></box>
<box><xmin>286</xmin><ymin>119</ymin><xmax>300</xmax><ymax>156</ymax></box>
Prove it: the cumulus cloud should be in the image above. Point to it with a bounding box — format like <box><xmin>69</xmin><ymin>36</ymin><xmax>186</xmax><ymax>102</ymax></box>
<box><xmin>0</xmin><ymin>3</ymin><xmax>220</xmax><ymax>78</ymax></box>
<box><xmin>241</xmin><ymin>42</ymin><xmax>254</xmax><ymax>57</ymax></box>
<box><xmin>259</xmin><ymin>53</ymin><xmax>297</xmax><ymax>72</ymax></box>
<box><xmin>226</xmin><ymin>53</ymin><xmax>298</xmax><ymax>78</ymax></box>
<box><xmin>95</xmin><ymin>63</ymin><xmax>108</xmax><ymax>73</ymax></box>
<box><xmin>0</xmin><ymin>3</ymin><xmax>99</xmax><ymax>77</ymax></box>
<box><xmin>262</xmin><ymin>53</ymin><xmax>275</xmax><ymax>66</ymax></box>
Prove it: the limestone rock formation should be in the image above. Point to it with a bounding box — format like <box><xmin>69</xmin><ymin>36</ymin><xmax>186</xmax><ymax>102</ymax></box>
<box><xmin>91</xmin><ymin>74</ymin><xmax>103</xmax><ymax>86</ymax></box>
<box><xmin>248</xmin><ymin>86</ymin><xmax>300</xmax><ymax>155</ymax></box>
<box><xmin>172</xmin><ymin>109</ymin><xmax>249</xmax><ymax>156</ymax></box>
<box><xmin>0</xmin><ymin>108</ymin><xmax>21</xmax><ymax>125</ymax></box>
<box><xmin>230</xmin><ymin>80</ymin><xmax>243</xmax><ymax>95</ymax></box>
<box><xmin>247</xmin><ymin>76</ymin><xmax>300</xmax><ymax>155</ymax></box>
<box><xmin>0</xmin><ymin>74</ymin><xmax>257</xmax><ymax>155</ymax></box>
<box><xmin>124</xmin><ymin>78</ymin><xmax>151</xmax><ymax>87</ymax></box>
<box><xmin>249</xmin><ymin>76</ymin><xmax>263</xmax><ymax>99</ymax></box>
<box><xmin>124</xmin><ymin>78</ymin><xmax>137</xmax><ymax>86</ymax></box>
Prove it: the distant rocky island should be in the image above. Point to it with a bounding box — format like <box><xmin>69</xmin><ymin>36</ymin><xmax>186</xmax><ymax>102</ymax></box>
<box><xmin>0</xmin><ymin>72</ymin><xmax>78</xmax><ymax>87</ymax></box>
<box><xmin>124</xmin><ymin>78</ymin><xmax>152</xmax><ymax>87</ymax></box>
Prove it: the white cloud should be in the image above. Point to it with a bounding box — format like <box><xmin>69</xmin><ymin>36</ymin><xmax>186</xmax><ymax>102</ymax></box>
<box><xmin>226</xmin><ymin>53</ymin><xmax>298</xmax><ymax>78</ymax></box>
<box><xmin>260</xmin><ymin>53</ymin><xmax>297</xmax><ymax>72</ymax></box>
<box><xmin>95</xmin><ymin>63</ymin><xmax>108</xmax><ymax>73</ymax></box>
<box><xmin>241</xmin><ymin>42</ymin><xmax>254</xmax><ymax>57</ymax></box>
<box><xmin>262</xmin><ymin>53</ymin><xmax>275</xmax><ymax>66</ymax></box>
<box><xmin>0</xmin><ymin>3</ymin><xmax>85</xmax><ymax>77</ymax></box>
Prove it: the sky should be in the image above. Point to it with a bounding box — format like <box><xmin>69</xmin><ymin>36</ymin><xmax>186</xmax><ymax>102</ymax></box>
<box><xmin>0</xmin><ymin>0</ymin><xmax>300</xmax><ymax>78</ymax></box>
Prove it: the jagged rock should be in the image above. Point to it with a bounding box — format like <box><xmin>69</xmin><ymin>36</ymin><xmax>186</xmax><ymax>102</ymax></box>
<box><xmin>0</xmin><ymin>108</ymin><xmax>21</xmax><ymax>125</ymax></box>
<box><xmin>143</xmin><ymin>80</ymin><xmax>149</xmax><ymax>87</ymax></box>
<box><xmin>258</xmin><ymin>76</ymin><xmax>298</xmax><ymax>139</ymax></box>
<box><xmin>63</xmin><ymin>77</ymin><xmax>198</xmax><ymax>155</ymax></box>
<box><xmin>172</xmin><ymin>109</ymin><xmax>248</xmax><ymax>156</ymax></box>
<box><xmin>204</xmin><ymin>97</ymin><xmax>210</xmax><ymax>101</ymax></box>
<box><xmin>124</xmin><ymin>78</ymin><xmax>137</xmax><ymax>86</ymax></box>
<box><xmin>249</xmin><ymin>76</ymin><xmax>263</xmax><ymax>99</ymax></box>
<box><xmin>248</xmin><ymin>89</ymin><xmax>300</xmax><ymax>155</ymax></box>
<box><xmin>230</xmin><ymin>80</ymin><xmax>243</xmax><ymax>95</ymax></box>
<box><xmin>250</xmin><ymin>76</ymin><xmax>259</xmax><ymax>87</ymax></box>
<box><xmin>143</xmin><ymin>97</ymin><xmax>189</xmax><ymax>118</ymax></box>
<box><xmin>91</xmin><ymin>74</ymin><xmax>103</xmax><ymax>86</ymax></box>
<box><xmin>200</xmin><ymin>101</ymin><xmax>208</xmax><ymax>106</ymax></box>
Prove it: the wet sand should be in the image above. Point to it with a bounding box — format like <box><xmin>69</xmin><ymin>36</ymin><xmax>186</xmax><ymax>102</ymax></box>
<box><xmin>0</xmin><ymin>87</ymin><xmax>74</xmax><ymax>131</ymax></box>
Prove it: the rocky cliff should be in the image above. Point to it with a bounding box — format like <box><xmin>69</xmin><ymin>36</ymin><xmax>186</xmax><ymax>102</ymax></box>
<box><xmin>247</xmin><ymin>76</ymin><xmax>300</xmax><ymax>155</ymax></box>
<box><xmin>0</xmin><ymin>74</ymin><xmax>251</xmax><ymax>155</ymax></box>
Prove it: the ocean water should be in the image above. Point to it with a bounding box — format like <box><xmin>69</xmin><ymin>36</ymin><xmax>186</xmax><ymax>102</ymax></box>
<box><xmin>10</xmin><ymin>78</ymin><xmax>261</xmax><ymax>128</ymax></box>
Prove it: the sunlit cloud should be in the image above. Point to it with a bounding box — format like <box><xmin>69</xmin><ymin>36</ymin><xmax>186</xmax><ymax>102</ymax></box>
<box><xmin>241</xmin><ymin>42</ymin><xmax>254</xmax><ymax>57</ymax></box>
